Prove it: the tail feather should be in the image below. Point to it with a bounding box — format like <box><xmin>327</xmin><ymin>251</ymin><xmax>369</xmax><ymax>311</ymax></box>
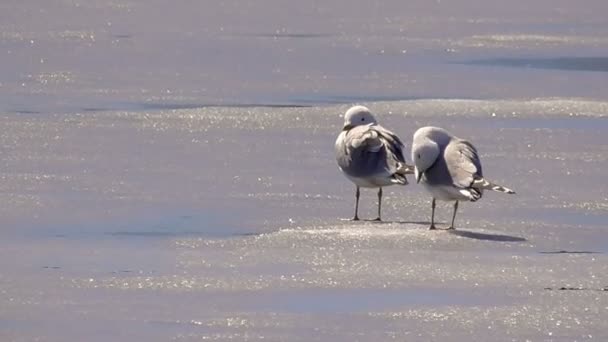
<box><xmin>459</xmin><ymin>188</ymin><xmax>482</xmax><ymax>202</ymax></box>
<box><xmin>472</xmin><ymin>177</ymin><xmax>516</xmax><ymax>194</ymax></box>
<box><xmin>389</xmin><ymin>162</ymin><xmax>414</xmax><ymax>185</ymax></box>
<box><xmin>391</xmin><ymin>173</ymin><xmax>408</xmax><ymax>185</ymax></box>
<box><xmin>396</xmin><ymin>162</ymin><xmax>416</xmax><ymax>175</ymax></box>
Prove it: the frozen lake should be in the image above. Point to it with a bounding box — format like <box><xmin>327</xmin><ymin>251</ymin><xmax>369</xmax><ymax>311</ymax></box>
<box><xmin>1</xmin><ymin>1</ymin><xmax>607</xmax><ymax>341</ymax></box>
<box><xmin>2</xmin><ymin>0</ymin><xmax>608</xmax><ymax>113</ymax></box>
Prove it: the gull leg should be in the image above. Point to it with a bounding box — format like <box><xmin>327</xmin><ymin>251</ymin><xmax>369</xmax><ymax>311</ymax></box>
<box><xmin>448</xmin><ymin>201</ymin><xmax>459</xmax><ymax>230</ymax></box>
<box><xmin>429</xmin><ymin>198</ymin><xmax>436</xmax><ymax>230</ymax></box>
<box><xmin>352</xmin><ymin>186</ymin><xmax>360</xmax><ymax>221</ymax></box>
<box><xmin>373</xmin><ymin>187</ymin><xmax>382</xmax><ymax>221</ymax></box>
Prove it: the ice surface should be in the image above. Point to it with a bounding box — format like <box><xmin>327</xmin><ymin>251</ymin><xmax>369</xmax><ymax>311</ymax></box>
<box><xmin>2</xmin><ymin>1</ymin><xmax>608</xmax><ymax>113</ymax></box>
<box><xmin>1</xmin><ymin>100</ymin><xmax>607</xmax><ymax>341</ymax></box>
<box><xmin>1</xmin><ymin>1</ymin><xmax>608</xmax><ymax>341</ymax></box>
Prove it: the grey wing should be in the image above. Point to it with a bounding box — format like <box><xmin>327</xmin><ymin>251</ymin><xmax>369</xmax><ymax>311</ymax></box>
<box><xmin>372</xmin><ymin>125</ymin><xmax>406</xmax><ymax>165</ymax></box>
<box><xmin>444</xmin><ymin>139</ymin><xmax>483</xmax><ymax>189</ymax></box>
<box><xmin>345</xmin><ymin>125</ymin><xmax>384</xmax><ymax>152</ymax></box>
<box><xmin>339</xmin><ymin>124</ymin><xmax>405</xmax><ymax>177</ymax></box>
<box><xmin>336</xmin><ymin>125</ymin><xmax>385</xmax><ymax>175</ymax></box>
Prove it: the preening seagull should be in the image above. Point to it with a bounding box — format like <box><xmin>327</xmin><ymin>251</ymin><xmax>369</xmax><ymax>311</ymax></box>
<box><xmin>411</xmin><ymin>126</ymin><xmax>515</xmax><ymax>230</ymax></box>
<box><xmin>335</xmin><ymin>105</ymin><xmax>414</xmax><ymax>221</ymax></box>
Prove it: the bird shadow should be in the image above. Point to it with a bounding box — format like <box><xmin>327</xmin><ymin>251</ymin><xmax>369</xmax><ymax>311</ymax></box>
<box><xmin>376</xmin><ymin>220</ymin><xmax>435</xmax><ymax>226</ymax></box>
<box><xmin>341</xmin><ymin>218</ymin><xmax>434</xmax><ymax>226</ymax></box>
<box><xmin>448</xmin><ymin>229</ymin><xmax>527</xmax><ymax>242</ymax></box>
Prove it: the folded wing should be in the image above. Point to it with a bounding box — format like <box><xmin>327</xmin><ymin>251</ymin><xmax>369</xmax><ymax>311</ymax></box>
<box><xmin>444</xmin><ymin>139</ymin><xmax>483</xmax><ymax>189</ymax></box>
<box><xmin>348</xmin><ymin>125</ymin><xmax>406</xmax><ymax>165</ymax></box>
<box><xmin>339</xmin><ymin>124</ymin><xmax>410</xmax><ymax>179</ymax></box>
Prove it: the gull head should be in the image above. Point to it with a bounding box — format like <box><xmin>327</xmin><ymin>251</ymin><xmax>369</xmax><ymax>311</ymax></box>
<box><xmin>412</xmin><ymin>128</ymin><xmax>441</xmax><ymax>183</ymax></box>
<box><xmin>343</xmin><ymin>105</ymin><xmax>377</xmax><ymax>130</ymax></box>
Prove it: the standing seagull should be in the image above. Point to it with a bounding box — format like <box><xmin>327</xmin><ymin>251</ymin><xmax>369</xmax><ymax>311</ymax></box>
<box><xmin>411</xmin><ymin>126</ymin><xmax>515</xmax><ymax>230</ymax></box>
<box><xmin>335</xmin><ymin>105</ymin><xmax>413</xmax><ymax>221</ymax></box>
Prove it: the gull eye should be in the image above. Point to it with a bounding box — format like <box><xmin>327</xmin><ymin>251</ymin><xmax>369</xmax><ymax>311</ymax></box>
<box><xmin>417</xmin><ymin>154</ymin><xmax>421</xmax><ymax>159</ymax></box>
<box><xmin>361</xmin><ymin>118</ymin><xmax>365</xmax><ymax>121</ymax></box>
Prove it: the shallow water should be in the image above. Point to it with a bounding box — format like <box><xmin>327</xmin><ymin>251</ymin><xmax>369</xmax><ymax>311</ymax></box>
<box><xmin>1</xmin><ymin>1</ymin><xmax>608</xmax><ymax>341</ymax></box>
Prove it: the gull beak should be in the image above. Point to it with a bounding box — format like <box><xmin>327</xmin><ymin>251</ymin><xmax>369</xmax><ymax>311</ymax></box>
<box><xmin>415</xmin><ymin>168</ymin><xmax>421</xmax><ymax>184</ymax></box>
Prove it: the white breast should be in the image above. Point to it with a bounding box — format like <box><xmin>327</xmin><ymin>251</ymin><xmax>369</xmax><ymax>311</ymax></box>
<box><xmin>422</xmin><ymin>183</ymin><xmax>469</xmax><ymax>201</ymax></box>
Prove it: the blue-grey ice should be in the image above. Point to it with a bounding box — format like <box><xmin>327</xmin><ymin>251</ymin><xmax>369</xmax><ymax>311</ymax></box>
<box><xmin>335</xmin><ymin>106</ymin><xmax>414</xmax><ymax>221</ymax></box>
<box><xmin>412</xmin><ymin>126</ymin><xmax>515</xmax><ymax>230</ymax></box>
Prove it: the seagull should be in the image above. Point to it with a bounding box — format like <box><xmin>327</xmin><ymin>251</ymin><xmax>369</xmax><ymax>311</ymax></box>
<box><xmin>335</xmin><ymin>105</ymin><xmax>414</xmax><ymax>221</ymax></box>
<box><xmin>411</xmin><ymin>126</ymin><xmax>515</xmax><ymax>230</ymax></box>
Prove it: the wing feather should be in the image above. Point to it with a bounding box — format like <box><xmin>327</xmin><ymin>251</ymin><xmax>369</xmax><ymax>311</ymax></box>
<box><xmin>344</xmin><ymin>124</ymin><xmax>405</xmax><ymax>159</ymax></box>
<box><xmin>373</xmin><ymin>125</ymin><xmax>406</xmax><ymax>164</ymax></box>
<box><xmin>338</xmin><ymin>124</ymin><xmax>409</xmax><ymax>179</ymax></box>
<box><xmin>444</xmin><ymin>139</ymin><xmax>483</xmax><ymax>189</ymax></box>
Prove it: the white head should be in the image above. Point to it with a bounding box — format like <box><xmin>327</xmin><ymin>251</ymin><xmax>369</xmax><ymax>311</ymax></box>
<box><xmin>342</xmin><ymin>105</ymin><xmax>378</xmax><ymax>130</ymax></box>
<box><xmin>411</xmin><ymin>127</ymin><xmax>442</xmax><ymax>183</ymax></box>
